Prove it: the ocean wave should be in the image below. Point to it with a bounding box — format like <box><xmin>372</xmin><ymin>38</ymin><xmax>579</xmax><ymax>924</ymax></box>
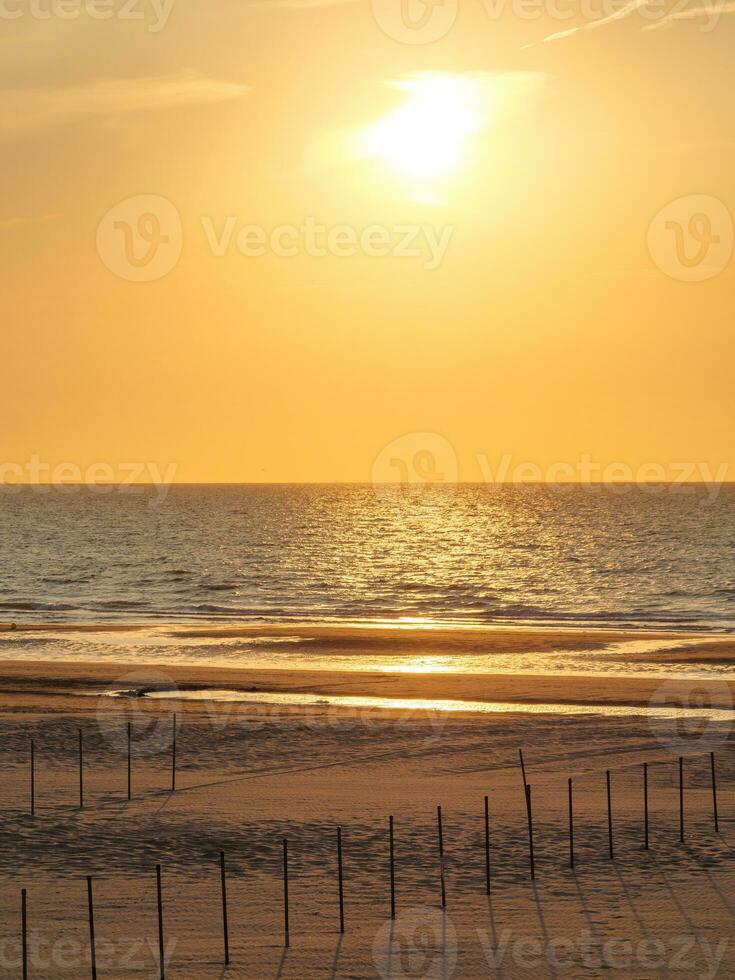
<box><xmin>90</xmin><ymin>600</ymin><xmax>150</xmax><ymax>610</ymax></box>
<box><xmin>0</xmin><ymin>600</ymin><xmax>78</xmax><ymax>612</ymax></box>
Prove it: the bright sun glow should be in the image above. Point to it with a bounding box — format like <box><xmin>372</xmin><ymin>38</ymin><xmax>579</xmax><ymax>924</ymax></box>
<box><xmin>358</xmin><ymin>73</ymin><xmax>494</xmax><ymax>183</ymax></box>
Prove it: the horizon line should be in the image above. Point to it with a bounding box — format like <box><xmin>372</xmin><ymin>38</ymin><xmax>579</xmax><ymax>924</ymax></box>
<box><xmin>2</xmin><ymin>481</ymin><xmax>735</xmax><ymax>487</ymax></box>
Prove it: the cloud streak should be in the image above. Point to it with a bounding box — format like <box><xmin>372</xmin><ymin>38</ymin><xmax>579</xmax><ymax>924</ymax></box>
<box><xmin>0</xmin><ymin>71</ymin><xmax>249</xmax><ymax>143</ymax></box>
<box><xmin>540</xmin><ymin>0</ymin><xmax>650</xmax><ymax>43</ymax></box>
<box><xmin>536</xmin><ymin>0</ymin><xmax>735</xmax><ymax>42</ymax></box>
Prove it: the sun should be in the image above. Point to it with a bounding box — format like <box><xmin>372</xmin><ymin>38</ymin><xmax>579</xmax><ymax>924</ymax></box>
<box><xmin>357</xmin><ymin>73</ymin><xmax>493</xmax><ymax>185</ymax></box>
<box><xmin>313</xmin><ymin>71</ymin><xmax>545</xmax><ymax>204</ymax></box>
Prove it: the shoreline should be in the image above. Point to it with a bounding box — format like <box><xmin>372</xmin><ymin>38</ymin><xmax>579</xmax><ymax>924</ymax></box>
<box><xmin>0</xmin><ymin>657</ymin><xmax>731</xmax><ymax>713</ymax></box>
<box><xmin>2</xmin><ymin>618</ymin><xmax>732</xmax><ymax>636</ymax></box>
<box><xmin>0</xmin><ymin>619</ymin><xmax>726</xmax><ymax>644</ymax></box>
<box><xmin>1</xmin><ymin>619</ymin><xmax>734</xmax><ymax>661</ymax></box>
<box><xmin>0</xmin><ymin>621</ymin><xmax>733</xmax><ymax>717</ymax></box>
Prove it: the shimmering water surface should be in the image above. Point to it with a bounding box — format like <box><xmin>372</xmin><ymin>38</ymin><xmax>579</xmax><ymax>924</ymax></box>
<box><xmin>137</xmin><ymin>687</ymin><xmax>735</xmax><ymax>722</ymax></box>
<box><xmin>1</xmin><ymin>484</ymin><xmax>734</xmax><ymax>629</ymax></box>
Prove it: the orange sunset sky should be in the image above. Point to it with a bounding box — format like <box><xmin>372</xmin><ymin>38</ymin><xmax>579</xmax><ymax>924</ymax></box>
<box><xmin>1</xmin><ymin>1</ymin><xmax>733</xmax><ymax>482</ymax></box>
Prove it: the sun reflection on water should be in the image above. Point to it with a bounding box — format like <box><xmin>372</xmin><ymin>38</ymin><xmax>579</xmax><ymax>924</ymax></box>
<box><xmin>138</xmin><ymin>687</ymin><xmax>735</xmax><ymax>722</ymax></box>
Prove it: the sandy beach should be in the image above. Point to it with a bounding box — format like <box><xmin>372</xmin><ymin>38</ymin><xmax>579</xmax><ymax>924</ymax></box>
<box><xmin>0</xmin><ymin>623</ymin><xmax>731</xmax><ymax>978</ymax></box>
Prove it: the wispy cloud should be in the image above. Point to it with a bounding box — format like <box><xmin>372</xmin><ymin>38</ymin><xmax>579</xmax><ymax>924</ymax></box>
<box><xmin>538</xmin><ymin>0</ymin><xmax>650</xmax><ymax>43</ymax></box>
<box><xmin>0</xmin><ymin>71</ymin><xmax>249</xmax><ymax>143</ymax></box>
<box><xmin>535</xmin><ymin>0</ymin><xmax>735</xmax><ymax>42</ymax></box>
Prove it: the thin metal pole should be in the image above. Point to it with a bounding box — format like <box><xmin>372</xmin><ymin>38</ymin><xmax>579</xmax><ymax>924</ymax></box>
<box><xmin>607</xmin><ymin>770</ymin><xmax>613</xmax><ymax>860</ymax></box>
<box><xmin>156</xmin><ymin>864</ymin><xmax>165</xmax><ymax>980</ymax></box>
<box><xmin>711</xmin><ymin>752</ymin><xmax>719</xmax><ymax>833</ymax></box>
<box><xmin>337</xmin><ymin>827</ymin><xmax>345</xmax><ymax>934</ymax></box>
<box><xmin>525</xmin><ymin>784</ymin><xmax>535</xmax><ymax>880</ymax></box>
<box><xmin>484</xmin><ymin>795</ymin><xmax>491</xmax><ymax>894</ymax></box>
<box><xmin>437</xmin><ymin>806</ymin><xmax>446</xmax><ymax>908</ymax></box>
<box><xmin>644</xmin><ymin>763</ymin><xmax>649</xmax><ymax>850</ymax></box>
<box><xmin>127</xmin><ymin>722</ymin><xmax>132</xmax><ymax>801</ymax></box>
<box><xmin>171</xmin><ymin>714</ymin><xmax>177</xmax><ymax>793</ymax></box>
<box><xmin>389</xmin><ymin>816</ymin><xmax>395</xmax><ymax>919</ymax></box>
<box><xmin>30</xmin><ymin>738</ymin><xmax>35</xmax><ymax>817</ymax></box>
<box><xmin>220</xmin><ymin>852</ymin><xmax>230</xmax><ymax>965</ymax></box>
<box><xmin>568</xmin><ymin>778</ymin><xmax>574</xmax><ymax>869</ymax></box>
<box><xmin>79</xmin><ymin>730</ymin><xmax>84</xmax><ymax>810</ymax></box>
<box><xmin>679</xmin><ymin>757</ymin><xmax>684</xmax><ymax>843</ymax></box>
<box><xmin>283</xmin><ymin>839</ymin><xmax>290</xmax><ymax>948</ymax></box>
<box><xmin>87</xmin><ymin>876</ymin><xmax>97</xmax><ymax>980</ymax></box>
<box><xmin>22</xmin><ymin>889</ymin><xmax>28</xmax><ymax>980</ymax></box>
<box><xmin>519</xmin><ymin>749</ymin><xmax>527</xmax><ymax>789</ymax></box>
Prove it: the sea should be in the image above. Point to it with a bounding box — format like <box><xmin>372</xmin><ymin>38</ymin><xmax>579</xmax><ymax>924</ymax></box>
<box><xmin>1</xmin><ymin>483</ymin><xmax>734</xmax><ymax>631</ymax></box>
